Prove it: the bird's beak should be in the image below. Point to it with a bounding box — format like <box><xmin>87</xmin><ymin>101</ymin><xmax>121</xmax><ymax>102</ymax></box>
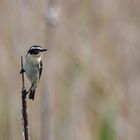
<box><xmin>41</xmin><ymin>48</ymin><xmax>47</xmax><ymax>52</ymax></box>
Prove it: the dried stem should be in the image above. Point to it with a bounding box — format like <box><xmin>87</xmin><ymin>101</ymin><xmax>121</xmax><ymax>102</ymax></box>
<box><xmin>21</xmin><ymin>56</ymin><xmax>30</xmax><ymax>140</ymax></box>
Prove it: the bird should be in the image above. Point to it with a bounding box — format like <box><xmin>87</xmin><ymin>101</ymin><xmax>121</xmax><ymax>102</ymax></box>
<box><xmin>23</xmin><ymin>45</ymin><xmax>47</xmax><ymax>100</ymax></box>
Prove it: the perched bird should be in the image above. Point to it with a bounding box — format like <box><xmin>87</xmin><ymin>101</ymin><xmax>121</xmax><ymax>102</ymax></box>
<box><xmin>23</xmin><ymin>45</ymin><xmax>47</xmax><ymax>100</ymax></box>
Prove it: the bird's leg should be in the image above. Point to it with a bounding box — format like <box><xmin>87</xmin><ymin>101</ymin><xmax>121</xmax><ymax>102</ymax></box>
<box><xmin>27</xmin><ymin>78</ymin><xmax>38</xmax><ymax>94</ymax></box>
<box><xmin>27</xmin><ymin>86</ymin><xmax>32</xmax><ymax>94</ymax></box>
<box><xmin>27</xmin><ymin>83</ymin><xmax>34</xmax><ymax>93</ymax></box>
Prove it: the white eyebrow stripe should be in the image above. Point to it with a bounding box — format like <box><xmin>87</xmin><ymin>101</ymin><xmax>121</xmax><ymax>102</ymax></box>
<box><xmin>30</xmin><ymin>46</ymin><xmax>42</xmax><ymax>50</ymax></box>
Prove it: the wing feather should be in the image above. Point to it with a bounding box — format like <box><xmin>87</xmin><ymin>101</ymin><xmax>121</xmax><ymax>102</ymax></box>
<box><xmin>39</xmin><ymin>60</ymin><xmax>42</xmax><ymax>81</ymax></box>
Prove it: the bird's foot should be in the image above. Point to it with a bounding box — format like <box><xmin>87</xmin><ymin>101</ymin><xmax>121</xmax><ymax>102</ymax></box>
<box><xmin>20</xmin><ymin>69</ymin><xmax>25</xmax><ymax>74</ymax></box>
<box><xmin>22</xmin><ymin>87</ymin><xmax>28</xmax><ymax>97</ymax></box>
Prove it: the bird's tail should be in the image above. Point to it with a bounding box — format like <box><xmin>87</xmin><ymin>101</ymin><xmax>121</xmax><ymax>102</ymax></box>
<box><xmin>29</xmin><ymin>89</ymin><xmax>36</xmax><ymax>100</ymax></box>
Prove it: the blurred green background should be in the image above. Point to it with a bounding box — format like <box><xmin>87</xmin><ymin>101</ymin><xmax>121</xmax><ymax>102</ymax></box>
<box><xmin>0</xmin><ymin>0</ymin><xmax>140</xmax><ymax>140</ymax></box>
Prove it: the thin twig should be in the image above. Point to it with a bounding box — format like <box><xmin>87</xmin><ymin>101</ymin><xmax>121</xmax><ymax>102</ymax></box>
<box><xmin>21</xmin><ymin>56</ymin><xmax>30</xmax><ymax>140</ymax></box>
<box><xmin>21</xmin><ymin>56</ymin><xmax>25</xmax><ymax>89</ymax></box>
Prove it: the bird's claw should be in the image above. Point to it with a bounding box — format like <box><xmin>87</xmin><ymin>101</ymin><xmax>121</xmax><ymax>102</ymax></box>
<box><xmin>22</xmin><ymin>88</ymin><xmax>28</xmax><ymax>96</ymax></box>
<box><xmin>20</xmin><ymin>69</ymin><xmax>25</xmax><ymax>74</ymax></box>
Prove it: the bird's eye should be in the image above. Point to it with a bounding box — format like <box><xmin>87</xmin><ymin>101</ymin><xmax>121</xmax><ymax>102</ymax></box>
<box><xmin>29</xmin><ymin>49</ymin><xmax>40</xmax><ymax>54</ymax></box>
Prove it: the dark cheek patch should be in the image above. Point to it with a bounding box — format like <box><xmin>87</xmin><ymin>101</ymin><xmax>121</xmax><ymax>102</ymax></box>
<box><xmin>29</xmin><ymin>49</ymin><xmax>39</xmax><ymax>55</ymax></box>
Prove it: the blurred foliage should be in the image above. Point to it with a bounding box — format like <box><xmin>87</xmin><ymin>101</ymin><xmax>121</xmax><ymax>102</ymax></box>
<box><xmin>100</xmin><ymin>103</ymin><xmax>116</xmax><ymax>140</ymax></box>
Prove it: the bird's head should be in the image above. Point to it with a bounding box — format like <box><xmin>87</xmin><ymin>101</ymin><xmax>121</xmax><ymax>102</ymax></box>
<box><xmin>27</xmin><ymin>45</ymin><xmax>47</xmax><ymax>57</ymax></box>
